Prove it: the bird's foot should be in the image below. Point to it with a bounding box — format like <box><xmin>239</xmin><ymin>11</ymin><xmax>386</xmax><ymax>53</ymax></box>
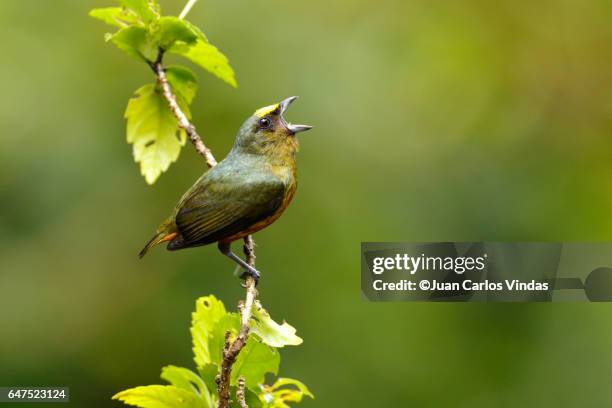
<box><xmin>239</xmin><ymin>266</ymin><xmax>261</xmax><ymax>287</ymax></box>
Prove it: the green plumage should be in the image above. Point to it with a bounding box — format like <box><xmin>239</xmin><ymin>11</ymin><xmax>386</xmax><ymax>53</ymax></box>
<box><xmin>139</xmin><ymin>97</ymin><xmax>312</xmax><ymax>259</ymax></box>
<box><xmin>170</xmin><ymin>154</ymin><xmax>288</xmax><ymax>248</ymax></box>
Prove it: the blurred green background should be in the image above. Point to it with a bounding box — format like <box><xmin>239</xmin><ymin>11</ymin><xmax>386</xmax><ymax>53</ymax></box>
<box><xmin>1</xmin><ymin>0</ymin><xmax>612</xmax><ymax>406</ymax></box>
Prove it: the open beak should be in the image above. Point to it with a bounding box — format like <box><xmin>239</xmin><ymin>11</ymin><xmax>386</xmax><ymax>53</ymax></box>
<box><xmin>279</xmin><ymin>96</ymin><xmax>313</xmax><ymax>134</ymax></box>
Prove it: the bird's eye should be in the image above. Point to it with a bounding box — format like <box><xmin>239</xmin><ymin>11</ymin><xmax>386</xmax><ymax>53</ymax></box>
<box><xmin>259</xmin><ymin>117</ymin><xmax>272</xmax><ymax>129</ymax></box>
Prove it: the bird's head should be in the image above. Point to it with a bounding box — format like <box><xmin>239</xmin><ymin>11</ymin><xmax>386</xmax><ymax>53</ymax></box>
<box><xmin>232</xmin><ymin>96</ymin><xmax>312</xmax><ymax>158</ymax></box>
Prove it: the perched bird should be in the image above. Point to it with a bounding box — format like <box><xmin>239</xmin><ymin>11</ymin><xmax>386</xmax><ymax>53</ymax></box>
<box><xmin>139</xmin><ymin>96</ymin><xmax>312</xmax><ymax>282</ymax></box>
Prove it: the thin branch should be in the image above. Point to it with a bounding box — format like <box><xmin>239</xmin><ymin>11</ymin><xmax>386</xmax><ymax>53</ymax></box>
<box><xmin>150</xmin><ymin>50</ymin><xmax>258</xmax><ymax>408</ymax></box>
<box><xmin>217</xmin><ymin>275</ymin><xmax>257</xmax><ymax>407</ymax></box>
<box><xmin>236</xmin><ymin>377</ymin><xmax>249</xmax><ymax>408</ymax></box>
<box><xmin>244</xmin><ymin>235</ymin><xmax>256</xmax><ymax>267</ymax></box>
<box><xmin>151</xmin><ymin>53</ymin><xmax>217</xmax><ymax>168</ymax></box>
<box><xmin>215</xmin><ymin>239</ymin><xmax>257</xmax><ymax>407</ymax></box>
<box><xmin>179</xmin><ymin>0</ymin><xmax>199</xmax><ymax>20</ymax></box>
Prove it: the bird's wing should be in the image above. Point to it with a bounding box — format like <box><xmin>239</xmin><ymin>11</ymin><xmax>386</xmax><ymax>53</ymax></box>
<box><xmin>174</xmin><ymin>173</ymin><xmax>286</xmax><ymax>246</ymax></box>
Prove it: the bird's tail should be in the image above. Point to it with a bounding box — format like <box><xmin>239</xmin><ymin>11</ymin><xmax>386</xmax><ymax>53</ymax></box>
<box><xmin>139</xmin><ymin>221</ymin><xmax>177</xmax><ymax>258</ymax></box>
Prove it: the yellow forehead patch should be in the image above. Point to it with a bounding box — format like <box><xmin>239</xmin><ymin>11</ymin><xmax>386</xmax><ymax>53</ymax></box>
<box><xmin>254</xmin><ymin>103</ymin><xmax>280</xmax><ymax>118</ymax></box>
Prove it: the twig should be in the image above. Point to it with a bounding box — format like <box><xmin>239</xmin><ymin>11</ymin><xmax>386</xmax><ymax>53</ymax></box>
<box><xmin>151</xmin><ymin>52</ymin><xmax>217</xmax><ymax>168</ymax></box>
<box><xmin>236</xmin><ymin>377</ymin><xmax>249</xmax><ymax>408</ymax></box>
<box><xmin>216</xmin><ymin>257</ymin><xmax>257</xmax><ymax>407</ymax></box>
<box><xmin>244</xmin><ymin>235</ymin><xmax>256</xmax><ymax>266</ymax></box>
<box><xmin>179</xmin><ymin>0</ymin><xmax>199</xmax><ymax>20</ymax></box>
<box><xmin>150</xmin><ymin>49</ymin><xmax>258</xmax><ymax>408</ymax></box>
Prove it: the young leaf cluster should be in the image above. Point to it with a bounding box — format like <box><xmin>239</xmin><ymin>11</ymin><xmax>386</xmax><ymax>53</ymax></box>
<box><xmin>90</xmin><ymin>0</ymin><xmax>236</xmax><ymax>184</ymax></box>
<box><xmin>113</xmin><ymin>296</ymin><xmax>313</xmax><ymax>408</ymax></box>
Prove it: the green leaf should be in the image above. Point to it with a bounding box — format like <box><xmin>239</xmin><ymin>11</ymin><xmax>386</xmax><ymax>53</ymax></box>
<box><xmin>191</xmin><ymin>295</ymin><xmax>229</xmax><ymax>367</ymax></box>
<box><xmin>244</xmin><ymin>388</ymin><xmax>265</xmax><ymax>408</ymax></box>
<box><xmin>197</xmin><ymin>364</ymin><xmax>219</xmax><ymax>394</ymax></box>
<box><xmin>161</xmin><ymin>366</ymin><xmax>213</xmax><ymax>408</ymax></box>
<box><xmin>153</xmin><ymin>16</ymin><xmax>199</xmax><ymax>50</ymax></box>
<box><xmin>161</xmin><ymin>366</ymin><xmax>206</xmax><ymax>395</ymax></box>
<box><xmin>229</xmin><ymin>387</ymin><xmax>263</xmax><ymax>408</ymax></box>
<box><xmin>231</xmin><ymin>338</ymin><xmax>280</xmax><ymax>388</ymax></box>
<box><xmin>110</xmin><ymin>26</ymin><xmax>158</xmax><ymax>62</ymax></box>
<box><xmin>89</xmin><ymin>7</ymin><xmax>140</xmax><ymax>28</ymax></box>
<box><xmin>250</xmin><ymin>302</ymin><xmax>303</xmax><ymax>348</ymax></box>
<box><xmin>166</xmin><ymin>65</ymin><xmax>198</xmax><ymax>104</ymax></box>
<box><xmin>125</xmin><ymin>83</ymin><xmax>186</xmax><ymax>184</ymax></box>
<box><xmin>260</xmin><ymin>378</ymin><xmax>314</xmax><ymax>408</ymax></box>
<box><xmin>190</xmin><ymin>297</ymin><xmax>279</xmax><ymax>388</ymax></box>
<box><xmin>169</xmin><ymin>39</ymin><xmax>237</xmax><ymax>88</ymax></box>
<box><xmin>184</xmin><ymin>20</ymin><xmax>208</xmax><ymax>42</ymax></box>
<box><xmin>113</xmin><ymin>385</ymin><xmax>205</xmax><ymax>408</ymax></box>
<box><xmin>120</xmin><ymin>0</ymin><xmax>159</xmax><ymax>23</ymax></box>
<box><xmin>209</xmin><ymin>313</ymin><xmax>240</xmax><ymax>365</ymax></box>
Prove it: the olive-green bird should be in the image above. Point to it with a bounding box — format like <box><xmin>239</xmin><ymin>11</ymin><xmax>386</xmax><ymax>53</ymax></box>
<box><xmin>139</xmin><ymin>96</ymin><xmax>312</xmax><ymax>282</ymax></box>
